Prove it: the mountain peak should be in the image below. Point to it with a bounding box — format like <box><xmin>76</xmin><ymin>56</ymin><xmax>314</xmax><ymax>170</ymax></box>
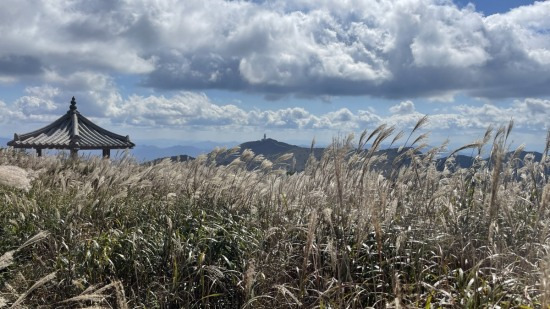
<box><xmin>239</xmin><ymin>138</ymin><xmax>296</xmax><ymax>154</ymax></box>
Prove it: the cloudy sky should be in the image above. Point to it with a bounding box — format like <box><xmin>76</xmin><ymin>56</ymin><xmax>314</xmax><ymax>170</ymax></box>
<box><xmin>0</xmin><ymin>0</ymin><xmax>549</xmax><ymax>150</ymax></box>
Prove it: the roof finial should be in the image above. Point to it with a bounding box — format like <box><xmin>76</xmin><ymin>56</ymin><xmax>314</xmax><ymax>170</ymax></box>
<box><xmin>69</xmin><ymin>96</ymin><xmax>77</xmax><ymax>111</ymax></box>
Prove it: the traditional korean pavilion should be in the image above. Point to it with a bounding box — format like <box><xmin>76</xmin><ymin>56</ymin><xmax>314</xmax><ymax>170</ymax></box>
<box><xmin>7</xmin><ymin>97</ymin><xmax>135</xmax><ymax>158</ymax></box>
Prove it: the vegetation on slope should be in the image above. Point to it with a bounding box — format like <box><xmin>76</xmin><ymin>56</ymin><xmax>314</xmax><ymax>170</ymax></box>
<box><xmin>0</xmin><ymin>120</ymin><xmax>550</xmax><ymax>308</ymax></box>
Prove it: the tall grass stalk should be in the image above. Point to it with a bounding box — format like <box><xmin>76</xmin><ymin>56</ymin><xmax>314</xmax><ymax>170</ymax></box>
<box><xmin>0</xmin><ymin>121</ymin><xmax>548</xmax><ymax>307</ymax></box>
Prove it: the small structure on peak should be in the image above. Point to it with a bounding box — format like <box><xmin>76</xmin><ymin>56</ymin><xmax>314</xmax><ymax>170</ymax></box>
<box><xmin>263</xmin><ymin>133</ymin><xmax>266</xmax><ymax>141</ymax></box>
<box><xmin>7</xmin><ymin>97</ymin><xmax>135</xmax><ymax>158</ymax></box>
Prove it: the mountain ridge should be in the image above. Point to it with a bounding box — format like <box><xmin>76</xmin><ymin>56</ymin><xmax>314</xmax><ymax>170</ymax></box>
<box><xmin>215</xmin><ymin>138</ymin><xmax>325</xmax><ymax>171</ymax></box>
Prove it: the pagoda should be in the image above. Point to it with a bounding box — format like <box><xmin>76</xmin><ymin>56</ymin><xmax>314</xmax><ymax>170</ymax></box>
<box><xmin>7</xmin><ymin>97</ymin><xmax>135</xmax><ymax>158</ymax></box>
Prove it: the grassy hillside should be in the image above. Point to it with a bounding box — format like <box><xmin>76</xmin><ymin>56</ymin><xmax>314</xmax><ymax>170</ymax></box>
<box><xmin>1</xmin><ymin>122</ymin><xmax>550</xmax><ymax>308</ymax></box>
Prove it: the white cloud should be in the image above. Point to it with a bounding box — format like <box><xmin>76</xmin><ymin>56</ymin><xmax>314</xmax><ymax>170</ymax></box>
<box><xmin>452</xmin><ymin>99</ymin><xmax>550</xmax><ymax>129</ymax></box>
<box><xmin>410</xmin><ymin>3</ymin><xmax>490</xmax><ymax>68</ymax></box>
<box><xmin>0</xmin><ymin>1</ymin><xmax>156</xmax><ymax>76</ymax></box>
<box><xmin>0</xmin><ymin>0</ymin><xmax>549</xmax><ymax>99</ymax></box>
<box><xmin>0</xmin><ymin>100</ymin><xmax>18</xmax><ymax>123</ymax></box>
<box><xmin>114</xmin><ymin>92</ymin><xmax>248</xmax><ymax>127</ymax></box>
<box><xmin>7</xmin><ymin>86</ymin><xmax>549</xmax><ymax>134</ymax></box>
<box><xmin>115</xmin><ymin>94</ymin><xmax>369</xmax><ymax>130</ymax></box>
<box><xmin>389</xmin><ymin>100</ymin><xmax>416</xmax><ymax>115</ymax></box>
<box><xmin>15</xmin><ymin>96</ymin><xmax>57</xmax><ymax>117</ymax></box>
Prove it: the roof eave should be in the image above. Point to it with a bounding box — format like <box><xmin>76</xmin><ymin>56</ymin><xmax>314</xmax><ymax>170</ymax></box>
<box><xmin>8</xmin><ymin>144</ymin><xmax>135</xmax><ymax>150</ymax></box>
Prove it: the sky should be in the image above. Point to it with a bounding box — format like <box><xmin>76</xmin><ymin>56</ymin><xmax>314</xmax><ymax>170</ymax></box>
<box><xmin>0</xmin><ymin>0</ymin><xmax>549</xmax><ymax>150</ymax></box>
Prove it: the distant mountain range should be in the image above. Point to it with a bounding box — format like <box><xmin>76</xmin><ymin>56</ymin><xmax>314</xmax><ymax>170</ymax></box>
<box><xmin>435</xmin><ymin>150</ymin><xmax>545</xmax><ymax>171</ymax></box>
<box><xmin>150</xmin><ymin>154</ymin><xmax>195</xmax><ymax>164</ymax></box>
<box><xmin>131</xmin><ymin>145</ymin><xmax>206</xmax><ymax>161</ymax></box>
<box><xmin>1</xmin><ymin>136</ymin><xmax>546</xmax><ymax>173</ymax></box>
<box><xmin>154</xmin><ymin>138</ymin><xmax>416</xmax><ymax>173</ymax></box>
<box><xmin>0</xmin><ymin>137</ymin><xmax>235</xmax><ymax>161</ymax></box>
<box><xmin>204</xmin><ymin>139</ymin><xmax>546</xmax><ymax>173</ymax></box>
<box><xmin>0</xmin><ymin>139</ymin><xmax>207</xmax><ymax>161</ymax></box>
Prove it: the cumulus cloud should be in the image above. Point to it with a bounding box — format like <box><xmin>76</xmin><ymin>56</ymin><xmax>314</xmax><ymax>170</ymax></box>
<box><xmin>113</xmin><ymin>92</ymin><xmax>248</xmax><ymax>127</ymax></box>
<box><xmin>390</xmin><ymin>100</ymin><xmax>416</xmax><ymax>115</ymax></box>
<box><xmin>113</xmin><ymin>93</ymin><xmax>380</xmax><ymax>130</ymax></box>
<box><xmin>2</xmin><ymin>72</ymin><xmax>126</xmax><ymax>122</ymax></box>
<box><xmin>7</xmin><ymin>88</ymin><xmax>547</xmax><ymax>137</ymax></box>
<box><xmin>451</xmin><ymin>99</ymin><xmax>550</xmax><ymax>129</ymax></box>
<box><xmin>0</xmin><ymin>0</ymin><xmax>549</xmax><ymax>99</ymax></box>
<box><xmin>0</xmin><ymin>0</ymin><xmax>155</xmax><ymax>78</ymax></box>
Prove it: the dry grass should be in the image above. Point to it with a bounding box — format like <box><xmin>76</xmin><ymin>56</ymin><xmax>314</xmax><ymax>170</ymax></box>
<box><xmin>0</xmin><ymin>123</ymin><xmax>549</xmax><ymax>308</ymax></box>
<box><xmin>0</xmin><ymin>165</ymin><xmax>32</xmax><ymax>192</ymax></box>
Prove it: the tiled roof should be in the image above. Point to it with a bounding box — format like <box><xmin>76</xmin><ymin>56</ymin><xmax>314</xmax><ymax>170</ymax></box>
<box><xmin>8</xmin><ymin>97</ymin><xmax>135</xmax><ymax>149</ymax></box>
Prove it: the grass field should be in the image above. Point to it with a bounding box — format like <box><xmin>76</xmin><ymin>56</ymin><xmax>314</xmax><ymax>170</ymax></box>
<box><xmin>1</xmin><ymin>120</ymin><xmax>550</xmax><ymax>308</ymax></box>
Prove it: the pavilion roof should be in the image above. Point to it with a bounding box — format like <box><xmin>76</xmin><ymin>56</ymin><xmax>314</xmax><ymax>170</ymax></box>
<box><xmin>7</xmin><ymin>97</ymin><xmax>135</xmax><ymax>150</ymax></box>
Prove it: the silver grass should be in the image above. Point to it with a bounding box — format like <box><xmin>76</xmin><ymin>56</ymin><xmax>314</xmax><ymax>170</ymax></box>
<box><xmin>0</xmin><ymin>165</ymin><xmax>32</xmax><ymax>191</ymax></box>
<box><xmin>10</xmin><ymin>271</ymin><xmax>57</xmax><ymax>308</ymax></box>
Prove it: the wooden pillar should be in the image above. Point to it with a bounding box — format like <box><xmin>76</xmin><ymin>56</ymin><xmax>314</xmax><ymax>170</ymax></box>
<box><xmin>36</xmin><ymin>148</ymin><xmax>42</xmax><ymax>157</ymax></box>
<box><xmin>102</xmin><ymin>149</ymin><xmax>110</xmax><ymax>158</ymax></box>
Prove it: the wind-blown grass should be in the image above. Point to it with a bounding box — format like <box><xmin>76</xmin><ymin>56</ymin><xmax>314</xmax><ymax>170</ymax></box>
<box><xmin>0</xmin><ymin>122</ymin><xmax>549</xmax><ymax>308</ymax></box>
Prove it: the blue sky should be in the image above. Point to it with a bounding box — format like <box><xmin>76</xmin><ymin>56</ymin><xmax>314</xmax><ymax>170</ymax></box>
<box><xmin>454</xmin><ymin>0</ymin><xmax>536</xmax><ymax>15</ymax></box>
<box><xmin>0</xmin><ymin>0</ymin><xmax>549</xmax><ymax>150</ymax></box>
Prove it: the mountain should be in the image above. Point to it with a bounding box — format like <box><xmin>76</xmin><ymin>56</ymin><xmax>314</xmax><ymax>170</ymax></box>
<box><xmin>131</xmin><ymin>145</ymin><xmax>208</xmax><ymax>162</ymax></box>
<box><xmin>215</xmin><ymin>138</ymin><xmax>324</xmax><ymax>171</ymax></box>
<box><xmin>435</xmin><ymin>154</ymin><xmax>476</xmax><ymax>171</ymax></box>
<box><xmin>509</xmin><ymin>150</ymin><xmax>543</xmax><ymax>167</ymax></box>
<box><xmin>436</xmin><ymin>150</ymin><xmax>545</xmax><ymax>171</ymax></box>
<box><xmin>130</xmin><ymin>140</ymin><xmax>241</xmax><ymax>162</ymax></box>
<box><xmin>150</xmin><ymin>154</ymin><xmax>194</xmax><ymax>164</ymax></box>
<box><xmin>213</xmin><ymin>138</ymin><xmax>419</xmax><ymax>173</ymax></box>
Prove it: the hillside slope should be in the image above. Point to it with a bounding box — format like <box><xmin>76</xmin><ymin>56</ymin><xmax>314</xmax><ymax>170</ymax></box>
<box><xmin>216</xmin><ymin>138</ymin><xmax>324</xmax><ymax>171</ymax></box>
